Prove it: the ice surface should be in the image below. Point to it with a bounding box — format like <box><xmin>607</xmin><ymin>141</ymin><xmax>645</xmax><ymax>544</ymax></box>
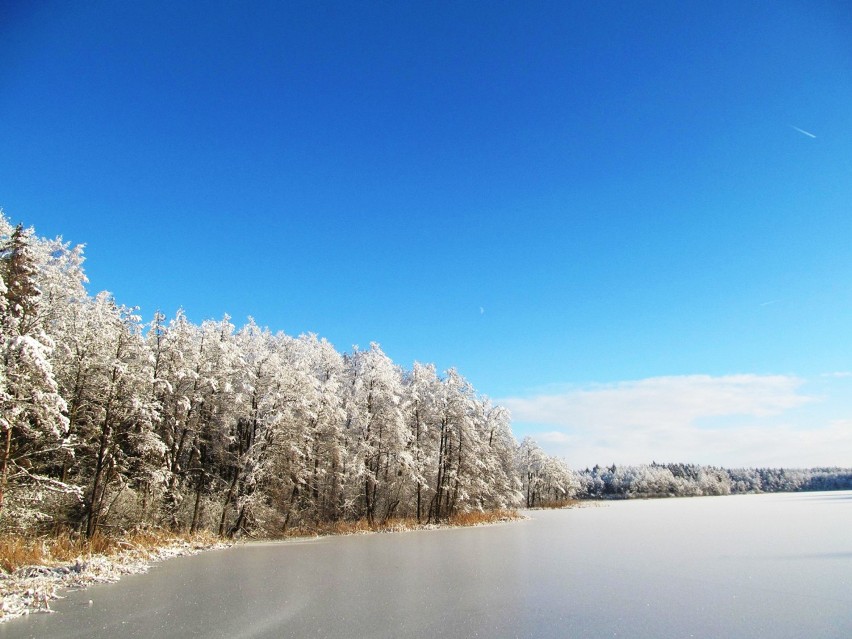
<box><xmin>2</xmin><ymin>492</ymin><xmax>850</xmax><ymax>638</ymax></box>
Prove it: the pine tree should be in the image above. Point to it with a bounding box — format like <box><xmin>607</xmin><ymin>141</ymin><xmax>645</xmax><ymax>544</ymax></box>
<box><xmin>1</xmin><ymin>224</ymin><xmax>41</xmax><ymax>337</ymax></box>
<box><xmin>0</xmin><ymin>222</ymin><xmax>72</xmax><ymax>525</ymax></box>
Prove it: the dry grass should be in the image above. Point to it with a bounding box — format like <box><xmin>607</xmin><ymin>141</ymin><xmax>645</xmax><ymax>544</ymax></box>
<box><xmin>0</xmin><ymin>509</ymin><xmax>523</xmax><ymax>570</ymax></box>
<box><xmin>283</xmin><ymin>517</ymin><xmax>415</xmax><ymax>538</ymax></box>
<box><xmin>530</xmin><ymin>498</ymin><xmax>580</xmax><ymax>510</ymax></box>
<box><xmin>281</xmin><ymin>508</ymin><xmax>521</xmax><ymax>539</ymax></box>
<box><xmin>446</xmin><ymin>508</ymin><xmax>520</xmax><ymax>526</ymax></box>
<box><xmin>0</xmin><ymin>537</ymin><xmax>44</xmax><ymax>574</ymax></box>
<box><xmin>0</xmin><ymin>529</ymin><xmax>220</xmax><ymax>574</ymax></box>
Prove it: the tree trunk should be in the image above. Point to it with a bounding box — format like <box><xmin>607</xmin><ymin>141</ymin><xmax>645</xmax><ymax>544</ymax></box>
<box><xmin>218</xmin><ymin>471</ymin><xmax>240</xmax><ymax>536</ymax></box>
<box><xmin>431</xmin><ymin>418</ymin><xmax>447</xmax><ymax>522</ymax></box>
<box><xmin>415</xmin><ymin>408</ymin><xmax>422</xmax><ymax>523</ymax></box>
<box><xmin>364</xmin><ymin>475</ymin><xmax>374</xmax><ymax>525</ymax></box>
<box><xmin>0</xmin><ymin>426</ymin><xmax>13</xmax><ymax>518</ymax></box>
<box><xmin>85</xmin><ymin>418</ymin><xmax>111</xmax><ymax>538</ymax></box>
<box><xmin>189</xmin><ymin>472</ymin><xmax>204</xmax><ymax>535</ymax></box>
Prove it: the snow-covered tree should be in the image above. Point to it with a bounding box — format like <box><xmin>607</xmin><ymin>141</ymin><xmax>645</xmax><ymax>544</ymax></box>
<box><xmin>343</xmin><ymin>343</ymin><xmax>409</xmax><ymax>524</ymax></box>
<box><xmin>183</xmin><ymin>316</ymin><xmax>240</xmax><ymax>534</ymax></box>
<box><xmin>517</xmin><ymin>437</ymin><xmax>576</xmax><ymax>507</ymax></box>
<box><xmin>0</xmin><ymin>211</ymin><xmax>684</xmax><ymax>536</ymax></box>
<box><xmin>403</xmin><ymin>362</ymin><xmax>440</xmax><ymax>522</ymax></box>
<box><xmin>54</xmin><ymin>293</ymin><xmax>163</xmax><ymax>537</ymax></box>
<box><xmin>274</xmin><ymin>333</ymin><xmax>347</xmax><ymax>528</ymax></box>
<box><xmin>0</xmin><ymin>220</ymin><xmax>73</xmax><ymax>527</ymax></box>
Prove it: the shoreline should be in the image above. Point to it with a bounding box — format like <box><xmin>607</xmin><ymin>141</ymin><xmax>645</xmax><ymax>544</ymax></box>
<box><xmin>0</xmin><ymin>536</ymin><xmax>230</xmax><ymax>623</ymax></box>
<box><xmin>0</xmin><ymin>510</ymin><xmax>526</xmax><ymax>622</ymax></box>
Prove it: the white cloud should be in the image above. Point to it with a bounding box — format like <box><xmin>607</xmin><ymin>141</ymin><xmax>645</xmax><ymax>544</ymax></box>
<box><xmin>497</xmin><ymin>374</ymin><xmax>850</xmax><ymax>469</ymax></box>
<box><xmin>502</xmin><ymin>375</ymin><xmax>811</xmax><ymax>429</ymax></box>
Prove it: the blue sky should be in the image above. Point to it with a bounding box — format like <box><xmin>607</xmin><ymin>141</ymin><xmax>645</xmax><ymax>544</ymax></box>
<box><xmin>2</xmin><ymin>1</ymin><xmax>851</xmax><ymax>467</ymax></box>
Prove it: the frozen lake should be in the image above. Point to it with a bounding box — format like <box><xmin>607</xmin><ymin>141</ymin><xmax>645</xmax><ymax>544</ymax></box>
<box><xmin>3</xmin><ymin>491</ymin><xmax>850</xmax><ymax>638</ymax></box>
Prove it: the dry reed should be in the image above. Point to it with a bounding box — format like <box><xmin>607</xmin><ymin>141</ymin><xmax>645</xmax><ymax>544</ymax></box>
<box><xmin>281</xmin><ymin>508</ymin><xmax>521</xmax><ymax>539</ymax></box>
<box><xmin>0</xmin><ymin>529</ymin><xmax>219</xmax><ymax>574</ymax></box>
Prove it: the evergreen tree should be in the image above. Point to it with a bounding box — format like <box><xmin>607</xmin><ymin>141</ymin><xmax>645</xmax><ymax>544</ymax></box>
<box><xmin>0</xmin><ymin>221</ymin><xmax>72</xmax><ymax>525</ymax></box>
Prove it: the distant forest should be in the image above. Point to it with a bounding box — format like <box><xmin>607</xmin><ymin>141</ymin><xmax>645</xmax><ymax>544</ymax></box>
<box><xmin>575</xmin><ymin>463</ymin><xmax>852</xmax><ymax>500</ymax></box>
<box><xmin>0</xmin><ymin>213</ymin><xmax>849</xmax><ymax>538</ymax></box>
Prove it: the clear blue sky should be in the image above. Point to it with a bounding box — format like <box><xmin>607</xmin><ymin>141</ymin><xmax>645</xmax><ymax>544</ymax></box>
<box><xmin>2</xmin><ymin>1</ymin><xmax>851</xmax><ymax>467</ymax></box>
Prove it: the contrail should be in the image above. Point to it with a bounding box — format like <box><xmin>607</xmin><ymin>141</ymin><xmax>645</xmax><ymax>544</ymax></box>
<box><xmin>791</xmin><ymin>125</ymin><xmax>816</xmax><ymax>139</ymax></box>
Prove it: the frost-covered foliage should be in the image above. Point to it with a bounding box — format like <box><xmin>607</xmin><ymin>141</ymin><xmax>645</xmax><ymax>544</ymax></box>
<box><xmin>576</xmin><ymin>463</ymin><xmax>852</xmax><ymax>499</ymax></box>
<box><xmin>0</xmin><ymin>223</ymin><xmax>76</xmax><ymax>525</ymax></box>
<box><xmin>517</xmin><ymin>437</ymin><xmax>580</xmax><ymax>507</ymax></box>
<box><xmin>0</xmin><ymin>212</ymin><xmax>530</xmax><ymax>537</ymax></box>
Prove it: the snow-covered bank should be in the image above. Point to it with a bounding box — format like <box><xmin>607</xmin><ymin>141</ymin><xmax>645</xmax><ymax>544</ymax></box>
<box><xmin>0</xmin><ymin>538</ymin><xmax>229</xmax><ymax>622</ymax></box>
<box><xmin>0</xmin><ymin>512</ymin><xmax>525</xmax><ymax>622</ymax></box>
<box><xmin>0</xmin><ymin>510</ymin><xmax>529</xmax><ymax>623</ymax></box>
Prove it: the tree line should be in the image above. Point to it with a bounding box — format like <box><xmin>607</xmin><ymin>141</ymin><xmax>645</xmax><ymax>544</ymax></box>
<box><xmin>577</xmin><ymin>463</ymin><xmax>852</xmax><ymax>499</ymax></box>
<box><xmin>0</xmin><ymin>214</ymin><xmax>576</xmax><ymax>538</ymax></box>
<box><xmin>2</xmin><ymin>213</ymin><xmax>849</xmax><ymax>538</ymax></box>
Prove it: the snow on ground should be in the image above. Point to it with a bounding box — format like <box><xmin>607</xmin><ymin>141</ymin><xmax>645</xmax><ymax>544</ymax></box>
<box><xmin>0</xmin><ymin>538</ymin><xmax>229</xmax><ymax>622</ymax></box>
